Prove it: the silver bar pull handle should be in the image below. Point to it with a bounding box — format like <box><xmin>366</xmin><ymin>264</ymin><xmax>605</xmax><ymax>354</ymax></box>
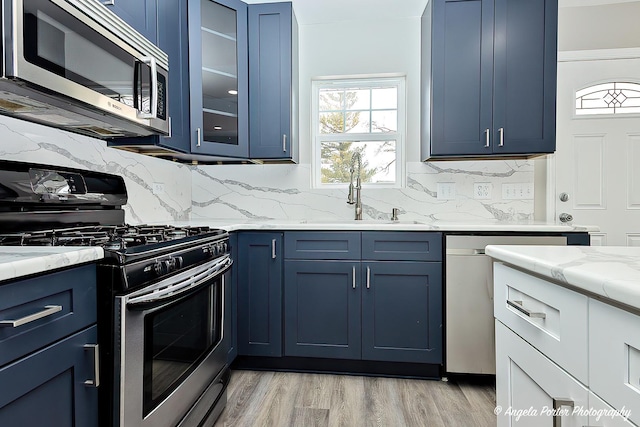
<box><xmin>366</xmin><ymin>266</ymin><xmax>371</xmax><ymax>289</ymax></box>
<box><xmin>498</xmin><ymin>127</ymin><xmax>504</xmax><ymax>147</ymax></box>
<box><xmin>196</xmin><ymin>128</ymin><xmax>202</xmax><ymax>147</ymax></box>
<box><xmin>137</xmin><ymin>57</ymin><xmax>158</xmax><ymax>119</ymax></box>
<box><xmin>552</xmin><ymin>398</ymin><xmax>574</xmax><ymax>427</ymax></box>
<box><xmin>352</xmin><ymin>266</ymin><xmax>356</xmax><ymax>289</ymax></box>
<box><xmin>283</xmin><ymin>134</ymin><xmax>287</xmax><ymax>152</ymax></box>
<box><xmin>507</xmin><ymin>299</ymin><xmax>546</xmax><ymax>319</ymax></box>
<box><xmin>84</xmin><ymin>344</ymin><xmax>100</xmax><ymax>387</ymax></box>
<box><xmin>484</xmin><ymin>128</ymin><xmax>490</xmax><ymax>147</ymax></box>
<box><xmin>102</xmin><ymin>0</ymin><xmax>115</xmax><ymax>5</ymax></box>
<box><xmin>0</xmin><ymin>305</ymin><xmax>62</xmax><ymax>328</ymax></box>
<box><xmin>271</xmin><ymin>239</ymin><xmax>277</xmax><ymax>259</ymax></box>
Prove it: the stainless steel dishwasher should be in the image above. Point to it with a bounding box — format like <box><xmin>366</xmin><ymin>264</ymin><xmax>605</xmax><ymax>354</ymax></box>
<box><xmin>445</xmin><ymin>235</ymin><xmax>568</xmax><ymax>375</ymax></box>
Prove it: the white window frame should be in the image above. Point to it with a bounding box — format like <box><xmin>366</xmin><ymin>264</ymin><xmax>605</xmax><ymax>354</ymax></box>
<box><xmin>311</xmin><ymin>77</ymin><xmax>406</xmax><ymax>189</ymax></box>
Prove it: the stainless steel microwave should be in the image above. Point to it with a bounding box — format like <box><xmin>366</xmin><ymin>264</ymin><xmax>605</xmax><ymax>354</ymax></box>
<box><xmin>0</xmin><ymin>0</ymin><xmax>169</xmax><ymax>138</ymax></box>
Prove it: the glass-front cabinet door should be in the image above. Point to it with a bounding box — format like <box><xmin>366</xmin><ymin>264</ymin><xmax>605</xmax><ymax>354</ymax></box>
<box><xmin>188</xmin><ymin>0</ymin><xmax>248</xmax><ymax>157</ymax></box>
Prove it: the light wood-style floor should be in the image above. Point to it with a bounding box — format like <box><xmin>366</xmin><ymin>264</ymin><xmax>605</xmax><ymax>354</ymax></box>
<box><xmin>214</xmin><ymin>370</ymin><xmax>496</xmax><ymax>427</ymax></box>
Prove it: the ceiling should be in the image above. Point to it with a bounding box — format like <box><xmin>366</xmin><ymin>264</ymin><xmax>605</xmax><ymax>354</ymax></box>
<box><xmin>243</xmin><ymin>0</ymin><xmax>429</xmax><ymax>25</ymax></box>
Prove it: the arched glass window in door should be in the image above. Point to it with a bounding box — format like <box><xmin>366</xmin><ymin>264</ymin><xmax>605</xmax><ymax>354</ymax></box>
<box><xmin>576</xmin><ymin>82</ymin><xmax>640</xmax><ymax>115</ymax></box>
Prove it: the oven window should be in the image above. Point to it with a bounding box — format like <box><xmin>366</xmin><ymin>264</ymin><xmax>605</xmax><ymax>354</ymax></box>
<box><xmin>142</xmin><ymin>279</ymin><xmax>222</xmax><ymax>416</ymax></box>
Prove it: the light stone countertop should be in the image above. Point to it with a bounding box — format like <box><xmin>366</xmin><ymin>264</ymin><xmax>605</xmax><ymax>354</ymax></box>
<box><xmin>486</xmin><ymin>245</ymin><xmax>640</xmax><ymax>311</ymax></box>
<box><xmin>171</xmin><ymin>218</ymin><xmax>598</xmax><ymax>233</ymax></box>
<box><xmin>0</xmin><ymin>247</ymin><xmax>104</xmax><ymax>284</ymax></box>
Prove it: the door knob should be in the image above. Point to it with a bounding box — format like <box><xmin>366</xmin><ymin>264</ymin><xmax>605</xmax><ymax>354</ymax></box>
<box><xmin>559</xmin><ymin>213</ymin><xmax>573</xmax><ymax>223</ymax></box>
<box><xmin>559</xmin><ymin>193</ymin><xmax>569</xmax><ymax>202</ymax></box>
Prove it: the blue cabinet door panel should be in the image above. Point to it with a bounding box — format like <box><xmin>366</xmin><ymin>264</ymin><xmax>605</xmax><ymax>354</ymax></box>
<box><xmin>226</xmin><ymin>233</ymin><xmax>238</xmax><ymax>364</ymax></box>
<box><xmin>248</xmin><ymin>3</ymin><xmax>293</xmax><ymax>160</ymax></box>
<box><xmin>362</xmin><ymin>232</ymin><xmax>442</xmax><ymax>261</ymax></box>
<box><xmin>0</xmin><ymin>326</ymin><xmax>98</xmax><ymax>427</ymax></box>
<box><xmin>0</xmin><ymin>265</ymin><xmax>97</xmax><ymax>368</ymax></box>
<box><xmin>284</xmin><ymin>232</ymin><xmax>361</xmax><ymax>260</ymax></box>
<box><xmin>492</xmin><ymin>0</ymin><xmax>557</xmax><ymax>154</ymax></box>
<box><xmin>102</xmin><ymin>0</ymin><xmax>157</xmax><ymax>43</ymax></box>
<box><xmin>237</xmin><ymin>233</ymin><xmax>282</xmax><ymax>357</ymax></box>
<box><xmin>284</xmin><ymin>261</ymin><xmax>361</xmax><ymax>359</ymax></box>
<box><xmin>431</xmin><ymin>0</ymin><xmax>494</xmax><ymax>156</ymax></box>
<box><xmin>362</xmin><ymin>262</ymin><xmax>443</xmax><ymax>363</ymax></box>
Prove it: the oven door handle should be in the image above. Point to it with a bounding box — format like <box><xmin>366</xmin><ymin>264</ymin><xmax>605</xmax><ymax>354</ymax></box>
<box><xmin>126</xmin><ymin>256</ymin><xmax>232</xmax><ymax>310</ymax></box>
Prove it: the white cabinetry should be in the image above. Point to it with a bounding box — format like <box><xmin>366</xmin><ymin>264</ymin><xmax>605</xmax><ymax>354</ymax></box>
<box><xmin>494</xmin><ymin>262</ymin><xmax>637</xmax><ymax>427</ymax></box>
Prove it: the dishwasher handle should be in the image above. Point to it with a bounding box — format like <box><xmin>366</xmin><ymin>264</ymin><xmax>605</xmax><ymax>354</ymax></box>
<box><xmin>446</xmin><ymin>248</ymin><xmax>486</xmax><ymax>256</ymax></box>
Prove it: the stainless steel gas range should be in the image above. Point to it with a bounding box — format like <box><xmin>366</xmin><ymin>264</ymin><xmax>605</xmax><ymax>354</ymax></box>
<box><xmin>0</xmin><ymin>161</ymin><xmax>231</xmax><ymax>427</ymax></box>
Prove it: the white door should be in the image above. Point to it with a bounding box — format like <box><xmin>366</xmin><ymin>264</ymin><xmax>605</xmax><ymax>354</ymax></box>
<box><xmin>552</xmin><ymin>54</ymin><xmax>640</xmax><ymax>246</ymax></box>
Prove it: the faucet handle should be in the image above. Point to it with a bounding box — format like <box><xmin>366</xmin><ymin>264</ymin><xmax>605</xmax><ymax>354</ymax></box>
<box><xmin>391</xmin><ymin>208</ymin><xmax>400</xmax><ymax>221</ymax></box>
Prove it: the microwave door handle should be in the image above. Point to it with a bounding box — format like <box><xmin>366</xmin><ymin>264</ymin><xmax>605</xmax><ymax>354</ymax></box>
<box><xmin>126</xmin><ymin>257</ymin><xmax>232</xmax><ymax>309</ymax></box>
<box><xmin>137</xmin><ymin>56</ymin><xmax>158</xmax><ymax>119</ymax></box>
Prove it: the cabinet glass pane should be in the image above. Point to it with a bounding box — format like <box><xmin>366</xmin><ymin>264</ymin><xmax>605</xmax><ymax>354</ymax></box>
<box><xmin>200</xmin><ymin>0</ymin><xmax>238</xmax><ymax>145</ymax></box>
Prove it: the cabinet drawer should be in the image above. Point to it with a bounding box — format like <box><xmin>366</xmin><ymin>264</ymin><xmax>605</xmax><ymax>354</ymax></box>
<box><xmin>0</xmin><ymin>264</ymin><xmax>97</xmax><ymax>367</ymax></box>
<box><xmin>589</xmin><ymin>299</ymin><xmax>640</xmax><ymax>426</ymax></box>
<box><xmin>284</xmin><ymin>232</ymin><xmax>360</xmax><ymax>260</ymax></box>
<box><xmin>495</xmin><ymin>321</ymin><xmax>589</xmax><ymax>427</ymax></box>
<box><xmin>494</xmin><ymin>263</ymin><xmax>588</xmax><ymax>384</ymax></box>
<box><xmin>362</xmin><ymin>232</ymin><xmax>442</xmax><ymax>261</ymax></box>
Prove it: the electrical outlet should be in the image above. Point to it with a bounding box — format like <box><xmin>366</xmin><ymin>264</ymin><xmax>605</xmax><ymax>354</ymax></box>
<box><xmin>152</xmin><ymin>182</ymin><xmax>165</xmax><ymax>195</ymax></box>
<box><xmin>437</xmin><ymin>182</ymin><xmax>456</xmax><ymax>200</ymax></box>
<box><xmin>473</xmin><ymin>182</ymin><xmax>492</xmax><ymax>200</ymax></box>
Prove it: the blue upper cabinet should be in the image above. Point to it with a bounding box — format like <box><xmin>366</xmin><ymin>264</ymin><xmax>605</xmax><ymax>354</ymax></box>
<box><xmin>248</xmin><ymin>2</ymin><xmax>299</xmax><ymax>162</ymax></box>
<box><xmin>189</xmin><ymin>0</ymin><xmax>250</xmax><ymax>158</ymax></box>
<box><xmin>100</xmin><ymin>0</ymin><xmax>158</xmax><ymax>44</ymax></box>
<box><xmin>422</xmin><ymin>0</ymin><xmax>557</xmax><ymax>159</ymax></box>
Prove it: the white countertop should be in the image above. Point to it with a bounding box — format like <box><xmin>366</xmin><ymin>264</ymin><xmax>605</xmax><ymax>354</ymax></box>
<box><xmin>486</xmin><ymin>245</ymin><xmax>640</xmax><ymax>311</ymax></box>
<box><xmin>175</xmin><ymin>218</ymin><xmax>598</xmax><ymax>233</ymax></box>
<box><xmin>0</xmin><ymin>247</ymin><xmax>104</xmax><ymax>283</ymax></box>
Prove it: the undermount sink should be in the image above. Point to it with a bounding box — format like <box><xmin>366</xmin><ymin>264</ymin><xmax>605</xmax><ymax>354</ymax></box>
<box><xmin>298</xmin><ymin>219</ymin><xmax>423</xmax><ymax>225</ymax></box>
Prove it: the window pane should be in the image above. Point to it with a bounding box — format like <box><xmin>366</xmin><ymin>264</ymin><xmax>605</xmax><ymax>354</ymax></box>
<box><xmin>320</xmin><ymin>140</ymin><xmax>396</xmax><ymax>184</ymax></box>
<box><xmin>372</xmin><ymin>87</ymin><xmax>397</xmax><ymax>109</ymax></box>
<box><xmin>576</xmin><ymin>82</ymin><xmax>640</xmax><ymax>115</ymax></box>
<box><xmin>319</xmin><ymin>112</ymin><xmax>345</xmax><ymax>133</ymax></box>
<box><xmin>345</xmin><ymin>89</ymin><xmax>370</xmax><ymax>110</ymax></box>
<box><xmin>371</xmin><ymin>110</ymin><xmax>397</xmax><ymax>132</ymax></box>
<box><xmin>319</xmin><ymin>89</ymin><xmax>344</xmax><ymax>111</ymax></box>
<box><xmin>345</xmin><ymin>111</ymin><xmax>370</xmax><ymax>133</ymax></box>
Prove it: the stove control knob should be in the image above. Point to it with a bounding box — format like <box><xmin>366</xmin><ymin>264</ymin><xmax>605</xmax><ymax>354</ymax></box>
<box><xmin>174</xmin><ymin>256</ymin><xmax>184</xmax><ymax>270</ymax></box>
<box><xmin>153</xmin><ymin>261</ymin><xmax>164</xmax><ymax>276</ymax></box>
<box><xmin>222</xmin><ymin>242</ymin><xmax>228</xmax><ymax>253</ymax></box>
<box><xmin>205</xmin><ymin>245</ymin><xmax>215</xmax><ymax>258</ymax></box>
<box><xmin>164</xmin><ymin>259</ymin><xmax>174</xmax><ymax>273</ymax></box>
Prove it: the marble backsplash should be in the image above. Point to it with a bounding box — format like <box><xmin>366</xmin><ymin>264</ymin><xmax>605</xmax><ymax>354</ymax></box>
<box><xmin>0</xmin><ymin>115</ymin><xmax>535</xmax><ymax>224</ymax></box>
<box><xmin>0</xmin><ymin>116</ymin><xmax>191</xmax><ymax>224</ymax></box>
<box><xmin>192</xmin><ymin>160</ymin><xmax>535</xmax><ymax>222</ymax></box>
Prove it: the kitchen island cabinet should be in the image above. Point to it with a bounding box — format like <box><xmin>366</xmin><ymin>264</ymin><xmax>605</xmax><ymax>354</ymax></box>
<box><xmin>422</xmin><ymin>0</ymin><xmax>557</xmax><ymax>159</ymax></box>
<box><xmin>0</xmin><ymin>263</ymin><xmax>100</xmax><ymax>427</ymax></box>
<box><xmin>489</xmin><ymin>245</ymin><xmax>640</xmax><ymax>426</ymax></box>
<box><xmin>237</xmin><ymin>232</ymin><xmax>283</xmax><ymax>357</ymax></box>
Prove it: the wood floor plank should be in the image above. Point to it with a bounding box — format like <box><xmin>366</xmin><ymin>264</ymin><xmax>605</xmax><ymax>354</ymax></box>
<box><xmin>291</xmin><ymin>407</ymin><xmax>330</xmax><ymax>427</ymax></box>
<box><xmin>214</xmin><ymin>370</ymin><xmax>496</xmax><ymax>427</ymax></box>
<box><xmin>294</xmin><ymin>373</ymin><xmax>335</xmax><ymax>410</ymax></box>
<box><xmin>327</xmin><ymin>374</ymin><xmax>365</xmax><ymax>427</ymax></box>
<box><xmin>397</xmin><ymin>377</ymin><xmax>447</xmax><ymax>427</ymax></box>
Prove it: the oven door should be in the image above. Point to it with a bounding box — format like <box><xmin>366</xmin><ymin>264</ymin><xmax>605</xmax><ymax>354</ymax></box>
<box><xmin>114</xmin><ymin>255</ymin><xmax>231</xmax><ymax>427</ymax></box>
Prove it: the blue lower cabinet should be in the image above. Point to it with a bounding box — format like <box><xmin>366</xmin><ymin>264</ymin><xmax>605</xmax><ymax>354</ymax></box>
<box><xmin>237</xmin><ymin>233</ymin><xmax>283</xmax><ymax>357</ymax></box>
<box><xmin>0</xmin><ymin>325</ymin><xmax>98</xmax><ymax>427</ymax></box>
<box><xmin>225</xmin><ymin>233</ymin><xmax>238</xmax><ymax>364</ymax></box>
<box><xmin>361</xmin><ymin>262</ymin><xmax>443</xmax><ymax>363</ymax></box>
<box><xmin>284</xmin><ymin>261</ymin><xmax>361</xmax><ymax>359</ymax></box>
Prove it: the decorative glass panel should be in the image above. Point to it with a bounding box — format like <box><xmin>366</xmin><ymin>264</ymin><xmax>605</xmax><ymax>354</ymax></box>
<box><xmin>576</xmin><ymin>82</ymin><xmax>640</xmax><ymax>115</ymax></box>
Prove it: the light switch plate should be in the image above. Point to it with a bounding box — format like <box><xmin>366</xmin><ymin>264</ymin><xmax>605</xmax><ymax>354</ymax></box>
<box><xmin>437</xmin><ymin>182</ymin><xmax>456</xmax><ymax>200</ymax></box>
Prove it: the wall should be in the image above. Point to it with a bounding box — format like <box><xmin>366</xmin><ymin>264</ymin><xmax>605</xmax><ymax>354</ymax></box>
<box><xmin>0</xmin><ymin>115</ymin><xmax>191</xmax><ymax>224</ymax></box>
<box><xmin>192</xmin><ymin>15</ymin><xmax>535</xmax><ymax>222</ymax></box>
